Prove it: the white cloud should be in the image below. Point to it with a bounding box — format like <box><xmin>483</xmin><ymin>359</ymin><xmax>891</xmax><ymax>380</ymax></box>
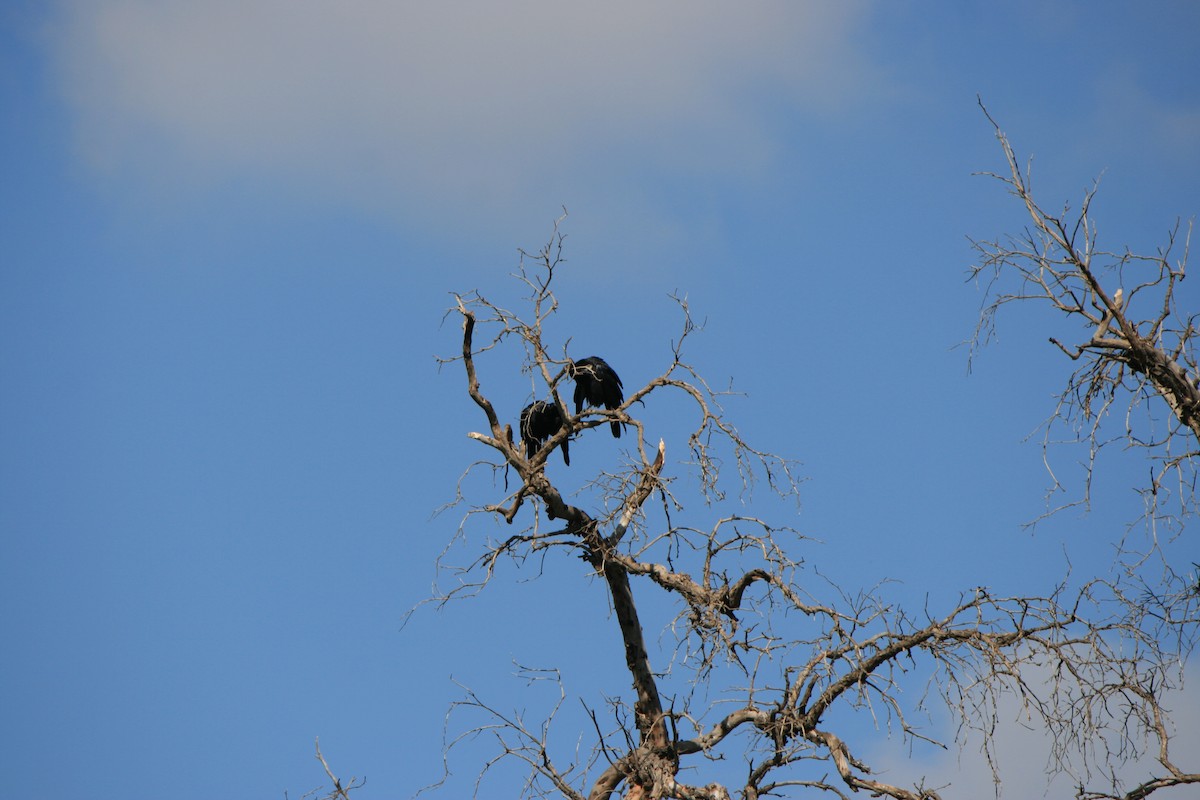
<box><xmin>48</xmin><ymin>0</ymin><xmax>880</xmax><ymax>231</ymax></box>
<box><xmin>866</xmin><ymin>662</ymin><xmax>1200</xmax><ymax>798</ymax></box>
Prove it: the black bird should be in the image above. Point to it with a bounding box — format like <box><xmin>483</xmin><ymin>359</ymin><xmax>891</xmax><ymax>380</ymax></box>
<box><xmin>520</xmin><ymin>400</ymin><xmax>570</xmax><ymax>466</ymax></box>
<box><xmin>570</xmin><ymin>356</ymin><xmax>624</xmax><ymax>438</ymax></box>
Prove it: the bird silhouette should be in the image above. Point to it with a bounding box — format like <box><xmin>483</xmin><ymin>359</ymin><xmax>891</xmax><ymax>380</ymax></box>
<box><xmin>520</xmin><ymin>400</ymin><xmax>570</xmax><ymax>465</ymax></box>
<box><xmin>570</xmin><ymin>356</ymin><xmax>624</xmax><ymax>437</ymax></box>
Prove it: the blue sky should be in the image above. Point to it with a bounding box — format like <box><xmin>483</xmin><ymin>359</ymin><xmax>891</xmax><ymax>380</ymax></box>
<box><xmin>2</xmin><ymin>2</ymin><xmax>1199</xmax><ymax>798</ymax></box>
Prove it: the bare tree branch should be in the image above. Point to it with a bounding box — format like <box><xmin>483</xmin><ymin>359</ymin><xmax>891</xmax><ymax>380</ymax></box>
<box><xmin>969</xmin><ymin>99</ymin><xmax>1199</xmax><ymax>549</ymax></box>
<box><xmin>313</xmin><ymin>738</ymin><xmax>363</xmax><ymax>800</ymax></box>
<box><xmin>430</xmin><ymin>213</ymin><xmax>1198</xmax><ymax>800</ymax></box>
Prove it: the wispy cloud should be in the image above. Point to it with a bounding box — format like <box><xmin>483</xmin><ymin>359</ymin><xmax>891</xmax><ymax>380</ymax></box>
<box><xmin>866</xmin><ymin>662</ymin><xmax>1200</xmax><ymax>798</ymax></box>
<box><xmin>49</xmin><ymin>1</ymin><xmax>880</xmax><ymax>231</ymax></box>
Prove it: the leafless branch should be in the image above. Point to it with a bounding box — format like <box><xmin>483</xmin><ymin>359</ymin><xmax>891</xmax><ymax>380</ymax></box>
<box><xmin>313</xmin><ymin>739</ymin><xmax>363</xmax><ymax>800</ymax></box>
<box><xmin>969</xmin><ymin>99</ymin><xmax>1199</xmax><ymax>552</ymax></box>
<box><xmin>430</xmin><ymin>215</ymin><xmax>1197</xmax><ymax>800</ymax></box>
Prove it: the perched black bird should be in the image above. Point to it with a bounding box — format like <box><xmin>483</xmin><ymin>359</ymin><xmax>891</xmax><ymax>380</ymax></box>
<box><xmin>570</xmin><ymin>356</ymin><xmax>624</xmax><ymax>438</ymax></box>
<box><xmin>520</xmin><ymin>400</ymin><xmax>570</xmax><ymax>465</ymax></box>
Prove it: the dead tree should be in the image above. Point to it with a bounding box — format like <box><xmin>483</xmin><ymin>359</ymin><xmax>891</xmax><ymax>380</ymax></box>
<box><xmin>969</xmin><ymin>101</ymin><xmax>1199</xmax><ymax>544</ymax></box>
<box><xmin>434</xmin><ymin>216</ymin><xmax>1199</xmax><ymax>800</ymax></box>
